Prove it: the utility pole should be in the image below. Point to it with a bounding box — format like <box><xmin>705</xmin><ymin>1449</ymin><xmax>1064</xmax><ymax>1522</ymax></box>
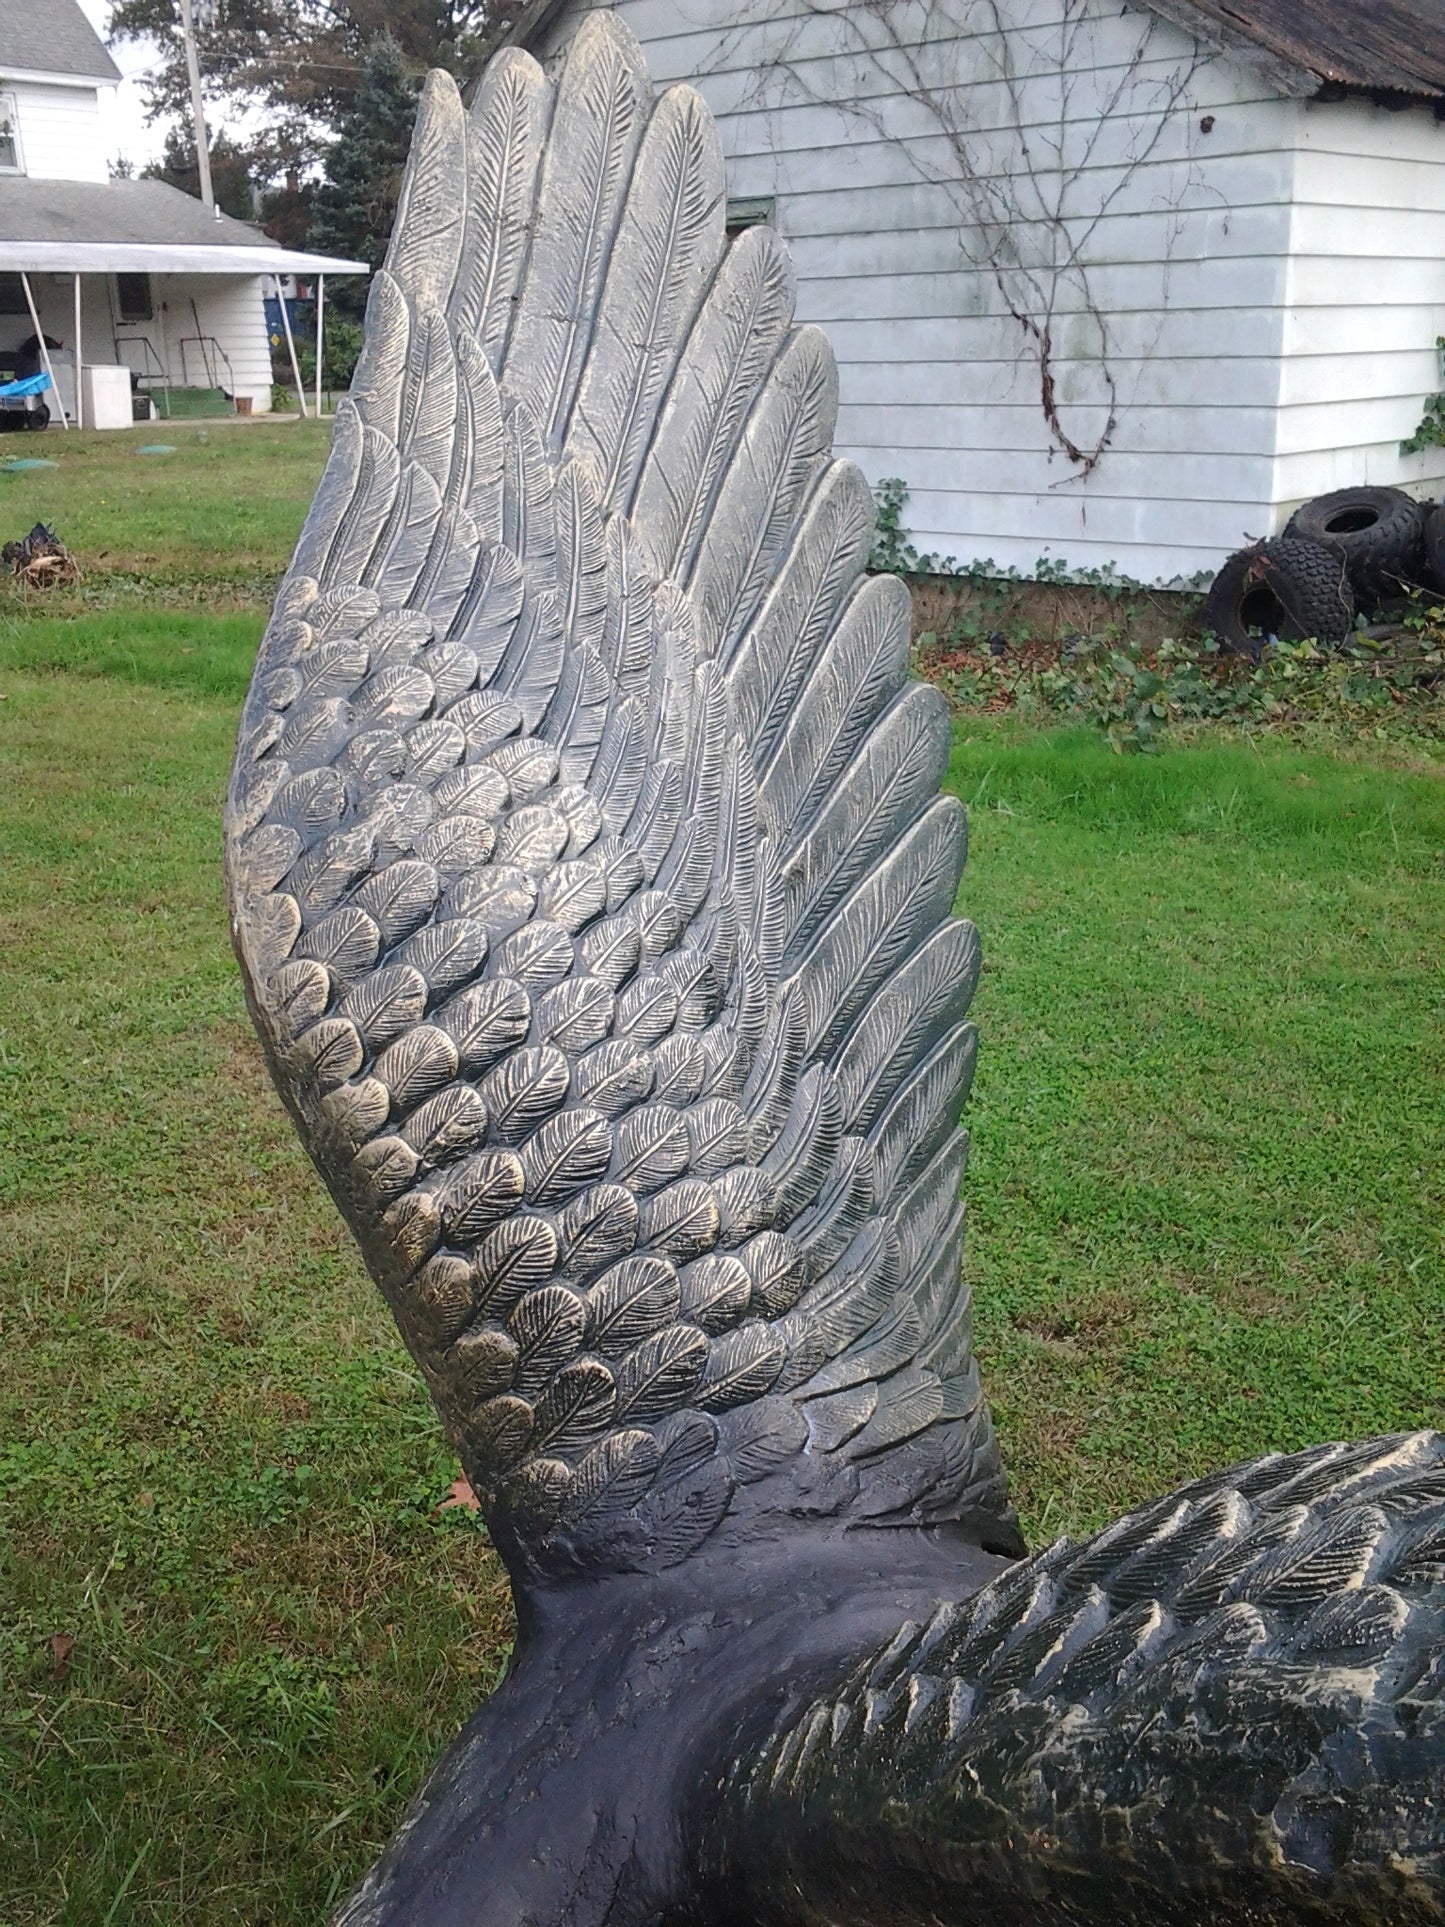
<box><xmin>178</xmin><ymin>0</ymin><xmax>215</xmax><ymax>211</ymax></box>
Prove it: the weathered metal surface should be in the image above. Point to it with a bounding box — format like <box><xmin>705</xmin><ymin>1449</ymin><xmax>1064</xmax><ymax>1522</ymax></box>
<box><xmin>223</xmin><ymin>18</ymin><xmax>1445</xmax><ymax>1923</ymax></box>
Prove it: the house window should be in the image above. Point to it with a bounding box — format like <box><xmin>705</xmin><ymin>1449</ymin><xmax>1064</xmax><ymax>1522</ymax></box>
<box><xmin>115</xmin><ymin>273</ymin><xmax>154</xmax><ymax>322</ymax></box>
<box><xmin>0</xmin><ymin>273</ymin><xmax>31</xmax><ymax>314</ymax></box>
<box><xmin>0</xmin><ymin>93</ymin><xmax>24</xmax><ymax>175</ymax></box>
<box><xmin>726</xmin><ymin>195</ymin><xmax>775</xmax><ymax>236</ymax></box>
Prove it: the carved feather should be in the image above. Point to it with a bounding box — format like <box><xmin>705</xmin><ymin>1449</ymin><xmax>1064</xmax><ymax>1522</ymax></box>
<box><xmin>727</xmin><ymin>460</ymin><xmax>876</xmax><ymax>763</ymax></box>
<box><xmin>449</xmin><ymin>49</ymin><xmax>552</xmax><ymax>369</ymax></box>
<box><xmin>348</xmin><ymin>270</ymin><xmax>409</xmax><ymax>445</ymax></box>
<box><xmin>782</xmin><ymin>687</ymin><xmax>952</xmax><ymax>961</ymax></box>
<box><xmin>384</xmin><ymin>70</ymin><xmax>467</xmax><ymax>314</ymax></box>
<box><xmin>688</xmin><ymin>325</ymin><xmax>838</xmax><ymax>663</ymax></box>
<box><xmin>794</xmin><ymin>801</ymin><xmax>969</xmax><ymax>1059</ymax></box>
<box><xmin>761</xmin><ymin>575</ymin><xmax>915</xmax><ymax>849</ymax></box>
<box><xmin>504</xmin><ymin>13</ymin><xmax>650</xmax><ymax>450</ymax></box>
<box><xmin>632</xmin><ymin>225</ymin><xmax>795</xmax><ymax>583</ymax></box>
<box><xmin>565</xmin><ymin>83</ymin><xmax>725</xmax><ymax>510</ymax></box>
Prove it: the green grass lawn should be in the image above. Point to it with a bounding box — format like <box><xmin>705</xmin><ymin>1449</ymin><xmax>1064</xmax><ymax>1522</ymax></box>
<box><xmin>1</xmin><ymin>431</ymin><xmax>1442</xmax><ymax>1924</ymax></box>
<box><xmin>0</xmin><ymin>419</ymin><xmax>330</xmax><ymax>612</ymax></box>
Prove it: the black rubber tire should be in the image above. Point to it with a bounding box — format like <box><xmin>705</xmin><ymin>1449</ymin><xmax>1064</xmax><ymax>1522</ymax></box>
<box><xmin>23</xmin><ymin>402</ymin><xmax>49</xmax><ymax>432</ymax></box>
<box><xmin>1283</xmin><ymin>486</ymin><xmax>1424</xmax><ymax>606</ymax></box>
<box><xmin>1423</xmin><ymin>504</ymin><xmax>1445</xmax><ymax>595</ymax></box>
<box><xmin>1202</xmin><ymin>537</ymin><xmax>1355</xmax><ymax>654</ymax></box>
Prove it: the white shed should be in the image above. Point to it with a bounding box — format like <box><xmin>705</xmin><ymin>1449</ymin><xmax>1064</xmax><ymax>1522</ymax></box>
<box><xmin>506</xmin><ymin>0</ymin><xmax>1445</xmax><ymax>584</ymax></box>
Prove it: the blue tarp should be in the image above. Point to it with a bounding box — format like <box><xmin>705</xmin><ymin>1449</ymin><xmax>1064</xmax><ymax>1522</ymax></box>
<box><xmin>0</xmin><ymin>373</ymin><xmax>52</xmax><ymax>401</ymax></box>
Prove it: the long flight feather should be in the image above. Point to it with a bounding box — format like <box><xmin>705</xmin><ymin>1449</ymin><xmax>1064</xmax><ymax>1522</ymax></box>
<box><xmin>868</xmin><ymin>1022</ymin><xmax>978</xmax><ymax>1204</ymax></box>
<box><xmin>455</xmin><ymin>333</ymin><xmax>506</xmax><ymax>536</ymax></box>
<box><xmin>554</xmin><ymin>459</ymin><xmax>608</xmax><ymax>654</ymax></box>
<box><xmin>791</xmin><ymin>801</ymin><xmax>968</xmax><ymax>1060</ymax></box>
<box><xmin>448</xmin><ymin>542</ymin><xmax>525</xmax><ymax>674</ymax></box>
<box><xmin>564</xmin><ymin>83</ymin><xmax>725</xmax><ymax>513</ymax></box>
<box><xmin>397</xmin><ymin>311</ymin><xmax>458</xmax><ymax>490</ymax></box>
<box><xmin>450</xmin><ymin>50</ymin><xmax>552</xmax><ymax>369</ymax></box>
<box><xmin>367</xmin><ymin>464</ymin><xmax>444</xmax><ymax>607</ymax></box>
<box><xmin>310</xmin><ymin>405</ymin><xmax>402</xmax><ymax>590</ymax></box>
<box><xmin>688</xmin><ymin>325</ymin><xmax>838</xmax><ymax>663</ymax></box>
<box><xmin>503</xmin><ymin>398</ymin><xmax>559</xmax><ymax>597</ymax></box>
<box><xmin>760</xmin><ymin>574</ymin><xmax>914</xmax><ymax>848</ymax></box>
<box><xmin>541</xmin><ymin>643</ymin><xmax>612</xmax><ymax>784</ymax></box>
<box><xmin>834</xmin><ymin>921</ymin><xmax>981</xmax><ymax>1133</ymax></box>
<box><xmin>348</xmin><ymin>270</ymin><xmax>409</xmax><ymax>445</ymax></box>
<box><xmin>385</xmin><ymin>70</ymin><xmax>467</xmax><ymax>314</ymax></box>
<box><xmin>726</xmin><ymin>460</ymin><xmax>875</xmax><ymax>762</ymax></box>
<box><xmin>631</xmin><ymin>225</ymin><xmax>795</xmax><ymax>584</ymax></box>
<box><xmin>781</xmin><ymin>688</ymin><xmax>952</xmax><ymax>961</ymax></box>
<box><xmin>503</xmin><ymin>13</ymin><xmax>649</xmax><ymax>450</ymax></box>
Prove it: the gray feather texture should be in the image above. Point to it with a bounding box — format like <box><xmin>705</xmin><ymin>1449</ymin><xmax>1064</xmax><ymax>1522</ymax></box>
<box><xmin>225</xmin><ymin>12</ymin><xmax>1015</xmax><ymax>1579</ymax></box>
<box><xmin>709</xmin><ymin>1432</ymin><xmax>1445</xmax><ymax>1922</ymax></box>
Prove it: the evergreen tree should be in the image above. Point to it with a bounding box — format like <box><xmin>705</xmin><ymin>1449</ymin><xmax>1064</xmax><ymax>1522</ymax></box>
<box><xmin>143</xmin><ymin>125</ymin><xmax>257</xmax><ymax>222</ymax></box>
<box><xmin>308</xmin><ymin>37</ymin><xmax>420</xmax><ymax>326</ymax></box>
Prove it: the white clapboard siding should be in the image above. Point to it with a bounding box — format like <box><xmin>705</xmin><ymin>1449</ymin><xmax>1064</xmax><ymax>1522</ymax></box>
<box><xmin>7</xmin><ymin>79</ymin><xmax>110</xmax><ymax>182</ymax></box>
<box><xmin>100</xmin><ymin>273</ymin><xmax>273</xmax><ymax>412</ymax></box>
<box><xmin>164</xmin><ymin>275</ymin><xmax>273</xmax><ymax>409</ymax></box>
<box><xmin>1273</xmin><ymin>100</ymin><xmax>1445</xmax><ymax>510</ymax></box>
<box><xmin>539</xmin><ymin>0</ymin><xmax>1445</xmax><ymax>582</ymax></box>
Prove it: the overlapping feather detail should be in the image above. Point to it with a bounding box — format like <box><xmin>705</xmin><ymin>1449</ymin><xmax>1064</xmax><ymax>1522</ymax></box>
<box><xmin>224</xmin><ymin>10</ymin><xmax>1018</xmax><ymax>1579</ymax></box>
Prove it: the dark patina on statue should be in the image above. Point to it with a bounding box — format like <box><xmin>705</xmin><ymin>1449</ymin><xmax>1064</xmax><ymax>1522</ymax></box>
<box><xmin>224</xmin><ymin>18</ymin><xmax>1445</xmax><ymax>1922</ymax></box>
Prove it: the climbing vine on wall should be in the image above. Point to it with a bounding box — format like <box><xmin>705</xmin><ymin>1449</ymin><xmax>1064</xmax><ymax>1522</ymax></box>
<box><xmin>707</xmin><ymin>0</ymin><xmax>1211</xmax><ymax>480</ymax></box>
<box><xmin>1401</xmin><ymin>337</ymin><xmax>1445</xmax><ymax>455</ymax></box>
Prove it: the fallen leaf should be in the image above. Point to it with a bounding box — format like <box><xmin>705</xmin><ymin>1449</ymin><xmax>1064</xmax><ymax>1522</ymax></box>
<box><xmin>436</xmin><ymin>1476</ymin><xmax>480</xmax><ymax>1514</ymax></box>
<box><xmin>50</xmin><ymin>1633</ymin><xmax>75</xmax><ymax>1680</ymax></box>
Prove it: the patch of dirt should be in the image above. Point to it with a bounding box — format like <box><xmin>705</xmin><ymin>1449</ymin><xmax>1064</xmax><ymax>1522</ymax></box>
<box><xmin>1010</xmin><ymin>1291</ymin><xmax>1139</xmax><ymax>1348</ymax></box>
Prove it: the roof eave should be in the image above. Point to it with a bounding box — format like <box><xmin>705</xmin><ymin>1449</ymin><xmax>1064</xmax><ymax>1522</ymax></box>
<box><xmin>500</xmin><ymin>0</ymin><xmax>572</xmax><ymax>51</ymax></box>
<box><xmin>0</xmin><ymin>60</ymin><xmax>120</xmax><ymax>87</ymax></box>
<box><xmin>0</xmin><ymin>241</ymin><xmax>370</xmax><ymax>274</ymax></box>
<box><xmin>1134</xmin><ymin>0</ymin><xmax>1444</xmax><ymax>106</ymax></box>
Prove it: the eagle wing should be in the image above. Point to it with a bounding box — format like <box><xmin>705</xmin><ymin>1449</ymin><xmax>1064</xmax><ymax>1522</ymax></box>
<box><xmin>225</xmin><ymin>13</ymin><xmax>1018</xmax><ymax>1579</ymax></box>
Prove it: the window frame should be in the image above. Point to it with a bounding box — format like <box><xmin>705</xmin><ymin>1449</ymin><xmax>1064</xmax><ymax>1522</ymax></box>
<box><xmin>0</xmin><ymin>90</ymin><xmax>25</xmax><ymax>176</ymax></box>
<box><xmin>114</xmin><ymin>272</ymin><xmax>154</xmax><ymax>323</ymax></box>
<box><xmin>725</xmin><ymin>195</ymin><xmax>776</xmax><ymax>237</ymax></box>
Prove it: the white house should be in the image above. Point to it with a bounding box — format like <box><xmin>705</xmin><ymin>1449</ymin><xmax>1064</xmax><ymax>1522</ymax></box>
<box><xmin>508</xmin><ymin>0</ymin><xmax>1445</xmax><ymax>583</ymax></box>
<box><xmin>0</xmin><ymin>0</ymin><xmax>365</xmax><ymax>424</ymax></box>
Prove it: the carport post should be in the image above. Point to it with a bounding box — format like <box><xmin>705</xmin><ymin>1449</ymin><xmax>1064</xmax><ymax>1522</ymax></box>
<box><xmin>274</xmin><ymin>275</ymin><xmax>307</xmax><ymax>420</ymax></box>
<box><xmin>314</xmin><ymin>273</ymin><xmax>324</xmax><ymax>419</ymax></box>
<box><xmin>73</xmin><ymin>273</ymin><xmax>82</xmax><ymax>430</ymax></box>
<box><xmin>19</xmin><ymin>271</ymin><xmax>68</xmax><ymax>429</ymax></box>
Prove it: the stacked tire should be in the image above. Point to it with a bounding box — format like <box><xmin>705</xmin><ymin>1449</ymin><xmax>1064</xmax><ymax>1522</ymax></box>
<box><xmin>1202</xmin><ymin>537</ymin><xmax>1355</xmax><ymax>656</ymax></box>
<box><xmin>1424</xmin><ymin>504</ymin><xmax>1445</xmax><ymax>596</ymax></box>
<box><xmin>1204</xmin><ymin>486</ymin><xmax>1430</xmax><ymax>653</ymax></box>
<box><xmin>1284</xmin><ymin>487</ymin><xmax>1426</xmax><ymax>607</ymax></box>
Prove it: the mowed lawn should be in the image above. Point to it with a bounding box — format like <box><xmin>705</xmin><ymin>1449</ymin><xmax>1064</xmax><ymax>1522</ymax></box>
<box><xmin>1</xmin><ymin>427</ymin><xmax>1443</xmax><ymax>1924</ymax></box>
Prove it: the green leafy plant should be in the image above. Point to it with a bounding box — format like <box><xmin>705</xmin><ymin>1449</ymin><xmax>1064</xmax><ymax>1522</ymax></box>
<box><xmin>922</xmin><ymin>627</ymin><xmax>1445</xmax><ymax>752</ymax></box>
<box><xmin>869</xmin><ymin>479</ymin><xmax>1210</xmax><ymax>608</ymax></box>
<box><xmin>868</xmin><ymin>477</ymin><xmax>951</xmax><ymax>575</ymax></box>
<box><xmin>1401</xmin><ymin>337</ymin><xmax>1445</xmax><ymax>454</ymax></box>
<box><xmin>289</xmin><ymin>316</ymin><xmax>366</xmax><ymax>396</ymax></box>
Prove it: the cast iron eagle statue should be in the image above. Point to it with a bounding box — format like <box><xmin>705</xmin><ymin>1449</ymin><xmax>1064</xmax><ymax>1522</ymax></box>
<box><xmin>224</xmin><ymin>17</ymin><xmax>1445</xmax><ymax>1922</ymax></box>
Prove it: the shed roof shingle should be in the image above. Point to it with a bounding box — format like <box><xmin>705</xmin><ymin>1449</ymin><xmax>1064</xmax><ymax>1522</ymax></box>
<box><xmin>0</xmin><ymin>174</ymin><xmax>284</xmax><ymax>246</ymax></box>
<box><xmin>1143</xmin><ymin>0</ymin><xmax>1445</xmax><ymax>103</ymax></box>
<box><xmin>0</xmin><ymin>0</ymin><xmax>121</xmax><ymax>83</ymax></box>
<box><xmin>506</xmin><ymin>0</ymin><xmax>1445</xmax><ymax>105</ymax></box>
<box><xmin>0</xmin><ymin>173</ymin><xmax>369</xmax><ymax>274</ymax></box>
